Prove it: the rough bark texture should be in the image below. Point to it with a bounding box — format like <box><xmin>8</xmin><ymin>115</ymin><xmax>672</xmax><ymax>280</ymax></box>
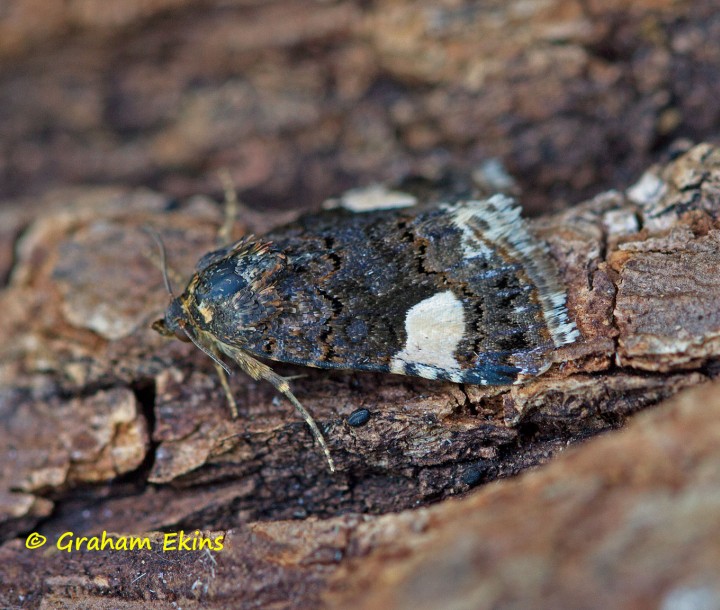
<box><xmin>2</xmin><ymin>0</ymin><xmax>720</xmax><ymax>213</ymax></box>
<box><xmin>1</xmin><ymin>1</ymin><xmax>720</xmax><ymax>609</ymax></box>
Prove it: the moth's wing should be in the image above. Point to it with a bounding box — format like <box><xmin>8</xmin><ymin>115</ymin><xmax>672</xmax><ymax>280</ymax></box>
<box><xmin>195</xmin><ymin>237</ymin><xmax>259</xmax><ymax>273</ymax></box>
<box><xmin>195</xmin><ymin>245</ymin><xmax>232</xmax><ymax>273</ymax></box>
<box><xmin>428</xmin><ymin>196</ymin><xmax>578</xmax><ymax>377</ymax></box>
<box><xmin>237</xmin><ymin>198</ymin><xmax>576</xmax><ymax>385</ymax></box>
<box><xmin>443</xmin><ymin>196</ymin><xmax>578</xmax><ymax>349</ymax></box>
<box><xmin>246</xmin><ymin>209</ymin><xmax>452</xmax><ymax>371</ymax></box>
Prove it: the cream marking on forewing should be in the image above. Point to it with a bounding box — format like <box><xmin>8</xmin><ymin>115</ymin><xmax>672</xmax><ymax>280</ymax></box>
<box><xmin>447</xmin><ymin>371</ymin><xmax>465</xmax><ymax>383</ymax></box>
<box><xmin>447</xmin><ymin>204</ymin><xmax>495</xmax><ymax>259</ymax></box>
<box><xmin>390</xmin><ymin>290</ymin><xmax>465</xmax><ymax>375</ymax></box>
<box><xmin>445</xmin><ymin>196</ymin><xmax>579</xmax><ymax>349</ymax></box>
<box><xmin>413</xmin><ymin>364</ymin><xmax>439</xmax><ymax>380</ymax></box>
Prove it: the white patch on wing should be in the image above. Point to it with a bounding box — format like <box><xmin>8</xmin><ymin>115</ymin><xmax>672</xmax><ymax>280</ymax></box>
<box><xmin>389</xmin><ymin>360</ymin><xmax>406</xmax><ymax>375</ymax></box>
<box><xmin>390</xmin><ymin>291</ymin><xmax>464</xmax><ymax>375</ymax></box>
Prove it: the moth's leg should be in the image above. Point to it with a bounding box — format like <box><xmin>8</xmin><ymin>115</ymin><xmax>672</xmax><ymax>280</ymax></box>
<box><xmin>221</xmin><ymin>344</ymin><xmax>336</xmax><ymax>473</ymax></box>
<box><xmin>216</xmin><ymin>169</ymin><xmax>239</xmax><ymax>247</ymax></box>
<box><xmin>263</xmin><ymin>369</ymin><xmax>336</xmax><ymax>473</ymax></box>
<box><xmin>282</xmin><ymin>373</ymin><xmax>307</xmax><ymax>381</ymax></box>
<box><xmin>212</xmin><ymin>360</ymin><xmax>239</xmax><ymax>419</ymax></box>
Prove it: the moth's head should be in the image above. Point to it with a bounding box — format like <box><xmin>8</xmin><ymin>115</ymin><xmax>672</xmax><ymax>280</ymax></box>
<box><xmin>152</xmin><ymin>261</ymin><xmax>243</xmax><ymax>378</ymax></box>
<box><xmin>152</xmin><ymin>297</ymin><xmax>193</xmax><ymax>342</ymax></box>
<box><xmin>145</xmin><ymin>226</ymin><xmax>195</xmax><ymax>344</ymax></box>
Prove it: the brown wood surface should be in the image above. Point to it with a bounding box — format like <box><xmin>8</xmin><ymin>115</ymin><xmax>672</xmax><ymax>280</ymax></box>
<box><xmin>1</xmin><ymin>2</ymin><xmax>720</xmax><ymax>608</ymax></box>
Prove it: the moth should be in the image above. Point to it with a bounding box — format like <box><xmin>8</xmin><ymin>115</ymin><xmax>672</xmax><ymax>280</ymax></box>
<box><xmin>153</xmin><ymin>194</ymin><xmax>578</xmax><ymax>472</ymax></box>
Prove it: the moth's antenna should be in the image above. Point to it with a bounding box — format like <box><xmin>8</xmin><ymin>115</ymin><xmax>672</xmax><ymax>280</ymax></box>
<box><xmin>143</xmin><ymin>226</ymin><xmax>175</xmax><ymax>297</ymax></box>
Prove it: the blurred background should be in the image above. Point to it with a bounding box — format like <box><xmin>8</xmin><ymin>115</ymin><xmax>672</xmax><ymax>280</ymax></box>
<box><xmin>0</xmin><ymin>0</ymin><xmax>719</xmax><ymax>214</ymax></box>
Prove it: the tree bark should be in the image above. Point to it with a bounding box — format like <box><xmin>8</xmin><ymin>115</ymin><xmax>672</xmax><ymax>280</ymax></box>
<box><xmin>1</xmin><ymin>142</ymin><xmax>720</xmax><ymax>607</ymax></box>
<box><xmin>1</xmin><ymin>1</ymin><xmax>720</xmax><ymax>608</ymax></box>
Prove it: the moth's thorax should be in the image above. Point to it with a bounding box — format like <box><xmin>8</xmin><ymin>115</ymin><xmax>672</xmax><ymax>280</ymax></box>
<box><xmin>182</xmin><ymin>241</ymin><xmax>285</xmax><ymax>339</ymax></box>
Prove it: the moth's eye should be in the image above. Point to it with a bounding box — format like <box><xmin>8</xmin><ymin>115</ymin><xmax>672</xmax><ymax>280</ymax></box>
<box><xmin>174</xmin><ymin>329</ymin><xmax>192</xmax><ymax>343</ymax></box>
<box><xmin>195</xmin><ymin>260</ymin><xmax>247</xmax><ymax>300</ymax></box>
